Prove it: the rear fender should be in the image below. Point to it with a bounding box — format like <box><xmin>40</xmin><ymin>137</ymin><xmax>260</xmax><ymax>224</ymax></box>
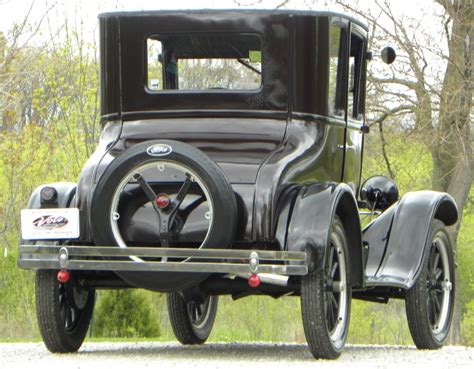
<box><xmin>283</xmin><ymin>183</ymin><xmax>364</xmax><ymax>288</ymax></box>
<box><xmin>26</xmin><ymin>182</ymin><xmax>77</xmax><ymax>209</ymax></box>
<box><xmin>363</xmin><ymin>190</ymin><xmax>458</xmax><ymax>288</ymax></box>
<box><xmin>20</xmin><ymin>183</ymin><xmax>77</xmax><ymax>248</ymax></box>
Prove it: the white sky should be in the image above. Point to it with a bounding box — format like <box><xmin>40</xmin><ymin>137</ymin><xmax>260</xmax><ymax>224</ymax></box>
<box><xmin>0</xmin><ymin>0</ymin><xmax>447</xmax><ymax>86</ymax></box>
<box><xmin>0</xmin><ymin>0</ymin><xmax>295</xmax><ymax>35</ymax></box>
<box><xmin>0</xmin><ymin>0</ymin><xmax>441</xmax><ymax>37</ymax></box>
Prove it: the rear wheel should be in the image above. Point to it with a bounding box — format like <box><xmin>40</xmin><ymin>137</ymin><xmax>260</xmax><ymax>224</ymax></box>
<box><xmin>36</xmin><ymin>269</ymin><xmax>95</xmax><ymax>353</ymax></box>
<box><xmin>301</xmin><ymin>216</ymin><xmax>351</xmax><ymax>360</ymax></box>
<box><xmin>167</xmin><ymin>293</ymin><xmax>218</xmax><ymax>344</ymax></box>
<box><xmin>406</xmin><ymin>220</ymin><xmax>455</xmax><ymax>349</ymax></box>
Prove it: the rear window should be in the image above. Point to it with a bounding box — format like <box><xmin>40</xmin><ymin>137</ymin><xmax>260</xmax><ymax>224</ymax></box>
<box><xmin>147</xmin><ymin>33</ymin><xmax>262</xmax><ymax>91</ymax></box>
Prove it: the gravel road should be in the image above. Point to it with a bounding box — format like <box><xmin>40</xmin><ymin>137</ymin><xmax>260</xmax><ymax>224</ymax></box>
<box><xmin>1</xmin><ymin>342</ymin><xmax>472</xmax><ymax>369</ymax></box>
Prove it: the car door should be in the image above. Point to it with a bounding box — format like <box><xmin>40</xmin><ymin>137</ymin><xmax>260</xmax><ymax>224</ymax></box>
<box><xmin>342</xmin><ymin>24</ymin><xmax>367</xmax><ymax>193</ymax></box>
<box><xmin>328</xmin><ymin>20</ymin><xmax>349</xmax><ymax>183</ymax></box>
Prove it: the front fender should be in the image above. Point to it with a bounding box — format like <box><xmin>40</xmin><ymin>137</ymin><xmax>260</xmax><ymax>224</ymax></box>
<box><xmin>284</xmin><ymin>183</ymin><xmax>364</xmax><ymax>288</ymax></box>
<box><xmin>363</xmin><ymin>190</ymin><xmax>458</xmax><ymax>289</ymax></box>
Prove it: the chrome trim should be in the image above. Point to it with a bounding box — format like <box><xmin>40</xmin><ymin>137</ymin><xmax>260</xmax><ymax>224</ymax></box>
<box><xmin>18</xmin><ymin>244</ymin><xmax>308</xmax><ymax>276</ymax></box>
<box><xmin>59</xmin><ymin>247</ymin><xmax>69</xmax><ymax>268</ymax></box>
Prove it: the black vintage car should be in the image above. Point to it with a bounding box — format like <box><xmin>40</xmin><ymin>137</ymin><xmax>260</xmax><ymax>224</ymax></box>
<box><xmin>19</xmin><ymin>9</ymin><xmax>458</xmax><ymax>359</ymax></box>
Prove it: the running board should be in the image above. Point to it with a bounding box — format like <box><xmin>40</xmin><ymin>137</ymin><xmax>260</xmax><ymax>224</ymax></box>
<box><xmin>18</xmin><ymin>245</ymin><xmax>308</xmax><ymax>276</ymax></box>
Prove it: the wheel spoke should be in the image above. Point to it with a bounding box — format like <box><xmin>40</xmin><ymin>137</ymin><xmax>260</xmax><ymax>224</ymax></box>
<box><xmin>429</xmin><ymin>295</ymin><xmax>437</xmax><ymax>325</ymax></box>
<box><xmin>330</xmin><ymin>293</ymin><xmax>339</xmax><ymax>312</ymax></box>
<box><xmin>326</xmin><ymin>291</ymin><xmax>339</xmax><ymax>330</ymax></box>
<box><xmin>65</xmin><ymin>308</ymin><xmax>73</xmax><ymax>329</ymax></box>
<box><xmin>434</xmin><ymin>295</ymin><xmax>441</xmax><ymax>315</ymax></box>
<box><xmin>326</xmin><ymin>292</ymin><xmax>333</xmax><ymax>325</ymax></box>
<box><xmin>428</xmin><ymin>248</ymin><xmax>436</xmax><ymax>274</ymax></box>
<box><xmin>432</xmin><ymin>253</ymin><xmax>440</xmax><ymax>273</ymax></box>
<box><xmin>133</xmin><ymin>172</ymin><xmax>161</xmax><ymax>215</ymax></box>
<box><xmin>71</xmin><ymin>308</ymin><xmax>77</xmax><ymax>325</ymax></box>
<box><xmin>177</xmin><ymin>196</ymin><xmax>206</xmax><ymax>223</ymax></box>
<box><xmin>196</xmin><ymin>304</ymin><xmax>203</xmax><ymax>317</ymax></box>
<box><xmin>328</xmin><ymin>298</ymin><xmax>335</xmax><ymax>327</ymax></box>
<box><xmin>172</xmin><ymin>174</ymin><xmax>193</xmax><ymax>212</ymax></box>
<box><xmin>60</xmin><ymin>303</ymin><xmax>67</xmax><ymax>322</ymax></box>
<box><xmin>435</xmin><ymin>268</ymin><xmax>443</xmax><ymax>281</ymax></box>
<box><xmin>328</xmin><ymin>246</ymin><xmax>335</xmax><ymax>266</ymax></box>
<box><xmin>426</xmin><ymin>294</ymin><xmax>433</xmax><ymax>321</ymax></box>
<box><xmin>331</xmin><ymin>261</ymin><xmax>339</xmax><ymax>278</ymax></box>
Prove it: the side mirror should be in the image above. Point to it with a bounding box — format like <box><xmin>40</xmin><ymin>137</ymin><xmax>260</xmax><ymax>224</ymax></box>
<box><xmin>381</xmin><ymin>46</ymin><xmax>396</xmax><ymax>64</ymax></box>
<box><xmin>360</xmin><ymin>175</ymin><xmax>399</xmax><ymax>211</ymax></box>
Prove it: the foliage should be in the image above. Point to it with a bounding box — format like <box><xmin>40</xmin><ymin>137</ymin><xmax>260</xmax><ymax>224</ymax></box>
<box><xmin>0</xmin><ymin>7</ymin><xmax>472</xmax><ymax>347</ymax></box>
<box><xmin>0</xmin><ymin>25</ymin><xmax>98</xmax><ymax>339</ymax></box>
<box><xmin>93</xmin><ymin>290</ymin><xmax>160</xmax><ymax>338</ymax></box>
<box><xmin>458</xmin><ymin>200</ymin><xmax>474</xmax><ymax>345</ymax></box>
<box><xmin>462</xmin><ymin>300</ymin><xmax>474</xmax><ymax>344</ymax></box>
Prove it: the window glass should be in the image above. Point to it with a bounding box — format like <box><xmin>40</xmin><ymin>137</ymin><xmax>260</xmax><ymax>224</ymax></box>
<box><xmin>329</xmin><ymin>26</ymin><xmax>344</xmax><ymax>117</ymax></box>
<box><xmin>348</xmin><ymin>55</ymin><xmax>355</xmax><ymax>118</ymax></box>
<box><xmin>147</xmin><ymin>34</ymin><xmax>262</xmax><ymax>91</ymax></box>
<box><xmin>348</xmin><ymin>33</ymin><xmax>364</xmax><ymax>120</ymax></box>
<box><xmin>148</xmin><ymin>39</ymin><xmax>164</xmax><ymax>90</ymax></box>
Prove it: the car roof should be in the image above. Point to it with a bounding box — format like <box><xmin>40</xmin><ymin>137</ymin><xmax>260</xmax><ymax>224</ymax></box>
<box><xmin>98</xmin><ymin>9</ymin><xmax>368</xmax><ymax>31</ymax></box>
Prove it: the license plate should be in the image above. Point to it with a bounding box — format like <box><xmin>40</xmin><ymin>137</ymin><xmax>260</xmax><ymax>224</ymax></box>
<box><xmin>21</xmin><ymin>208</ymin><xmax>80</xmax><ymax>240</ymax></box>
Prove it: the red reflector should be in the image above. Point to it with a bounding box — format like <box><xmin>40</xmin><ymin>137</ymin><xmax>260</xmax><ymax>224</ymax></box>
<box><xmin>155</xmin><ymin>194</ymin><xmax>170</xmax><ymax>208</ymax></box>
<box><xmin>57</xmin><ymin>269</ymin><xmax>70</xmax><ymax>283</ymax></box>
<box><xmin>248</xmin><ymin>274</ymin><xmax>261</xmax><ymax>288</ymax></box>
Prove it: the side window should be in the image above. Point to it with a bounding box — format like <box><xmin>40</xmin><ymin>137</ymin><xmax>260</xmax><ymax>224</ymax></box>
<box><xmin>329</xmin><ymin>25</ymin><xmax>346</xmax><ymax>117</ymax></box>
<box><xmin>348</xmin><ymin>32</ymin><xmax>365</xmax><ymax>120</ymax></box>
<box><xmin>147</xmin><ymin>39</ymin><xmax>164</xmax><ymax>90</ymax></box>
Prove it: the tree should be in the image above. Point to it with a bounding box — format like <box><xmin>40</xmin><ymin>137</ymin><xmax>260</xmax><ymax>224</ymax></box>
<box><xmin>236</xmin><ymin>0</ymin><xmax>473</xmax><ymax>343</ymax></box>
<box><xmin>335</xmin><ymin>0</ymin><xmax>473</xmax><ymax>342</ymax></box>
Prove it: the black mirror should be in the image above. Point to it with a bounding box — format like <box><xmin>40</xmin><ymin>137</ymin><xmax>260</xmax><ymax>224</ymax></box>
<box><xmin>360</xmin><ymin>175</ymin><xmax>399</xmax><ymax>211</ymax></box>
<box><xmin>381</xmin><ymin>46</ymin><xmax>396</xmax><ymax>64</ymax></box>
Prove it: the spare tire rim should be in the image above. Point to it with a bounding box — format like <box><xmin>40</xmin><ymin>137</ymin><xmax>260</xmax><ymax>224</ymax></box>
<box><xmin>427</xmin><ymin>234</ymin><xmax>452</xmax><ymax>336</ymax></box>
<box><xmin>110</xmin><ymin>160</ymin><xmax>214</xmax><ymax>262</ymax></box>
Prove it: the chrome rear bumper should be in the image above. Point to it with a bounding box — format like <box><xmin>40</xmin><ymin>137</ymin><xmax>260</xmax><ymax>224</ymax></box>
<box><xmin>19</xmin><ymin>244</ymin><xmax>308</xmax><ymax>276</ymax></box>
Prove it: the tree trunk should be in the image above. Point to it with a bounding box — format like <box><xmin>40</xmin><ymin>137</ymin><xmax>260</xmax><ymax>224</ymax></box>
<box><xmin>431</xmin><ymin>0</ymin><xmax>473</xmax><ymax>343</ymax></box>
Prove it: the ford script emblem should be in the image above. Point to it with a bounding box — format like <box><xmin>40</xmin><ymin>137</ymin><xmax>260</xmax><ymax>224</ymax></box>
<box><xmin>146</xmin><ymin>144</ymin><xmax>172</xmax><ymax>157</ymax></box>
<box><xmin>33</xmin><ymin>215</ymin><xmax>69</xmax><ymax>230</ymax></box>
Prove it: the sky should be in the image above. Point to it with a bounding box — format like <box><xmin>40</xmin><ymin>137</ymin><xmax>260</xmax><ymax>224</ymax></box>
<box><xmin>0</xmin><ymin>0</ymin><xmax>448</xmax><ymax>84</ymax></box>
<box><xmin>0</xmin><ymin>0</ymin><xmax>442</xmax><ymax>37</ymax></box>
<box><xmin>0</xmin><ymin>0</ymin><xmax>295</xmax><ymax>35</ymax></box>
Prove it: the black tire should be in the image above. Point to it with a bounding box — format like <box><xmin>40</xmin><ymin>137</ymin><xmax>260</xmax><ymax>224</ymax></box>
<box><xmin>406</xmin><ymin>219</ymin><xmax>455</xmax><ymax>349</ymax></box>
<box><xmin>36</xmin><ymin>269</ymin><xmax>95</xmax><ymax>353</ymax></box>
<box><xmin>90</xmin><ymin>140</ymin><xmax>237</xmax><ymax>291</ymax></box>
<box><xmin>301</xmin><ymin>216</ymin><xmax>351</xmax><ymax>360</ymax></box>
<box><xmin>167</xmin><ymin>293</ymin><xmax>218</xmax><ymax>344</ymax></box>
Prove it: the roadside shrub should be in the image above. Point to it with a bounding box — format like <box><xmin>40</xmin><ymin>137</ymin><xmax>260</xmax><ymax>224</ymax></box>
<box><xmin>93</xmin><ymin>289</ymin><xmax>160</xmax><ymax>338</ymax></box>
<box><xmin>462</xmin><ymin>300</ymin><xmax>474</xmax><ymax>345</ymax></box>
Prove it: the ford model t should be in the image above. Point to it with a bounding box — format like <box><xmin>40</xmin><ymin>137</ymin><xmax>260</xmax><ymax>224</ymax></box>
<box><xmin>19</xmin><ymin>10</ymin><xmax>458</xmax><ymax>359</ymax></box>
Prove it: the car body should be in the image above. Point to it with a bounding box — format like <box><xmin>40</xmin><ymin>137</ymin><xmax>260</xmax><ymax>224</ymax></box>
<box><xmin>19</xmin><ymin>9</ymin><xmax>458</xmax><ymax>359</ymax></box>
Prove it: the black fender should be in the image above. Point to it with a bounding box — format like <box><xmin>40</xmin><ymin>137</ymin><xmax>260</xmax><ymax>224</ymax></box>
<box><xmin>283</xmin><ymin>183</ymin><xmax>364</xmax><ymax>288</ymax></box>
<box><xmin>363</xmin><ymin>190</ymin><xmax>458</xmax><ymax>289</ymax></box>
<box><xmin>25</xmin><ymin>182</ymin><xmax>77</xmax><ymax>209</ymax></box>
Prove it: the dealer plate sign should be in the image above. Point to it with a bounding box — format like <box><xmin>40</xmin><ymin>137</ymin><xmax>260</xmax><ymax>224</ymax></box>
<box><xmin>21</xmin><ymin>208</ymin><xmax>80</xmax><ymax>240</ymax></box>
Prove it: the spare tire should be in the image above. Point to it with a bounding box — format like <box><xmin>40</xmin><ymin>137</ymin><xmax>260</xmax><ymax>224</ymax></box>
<box><xmin>90</xmin><ymin>140</ymin><xmax>237</xmax><ymax>291</ymax></box>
